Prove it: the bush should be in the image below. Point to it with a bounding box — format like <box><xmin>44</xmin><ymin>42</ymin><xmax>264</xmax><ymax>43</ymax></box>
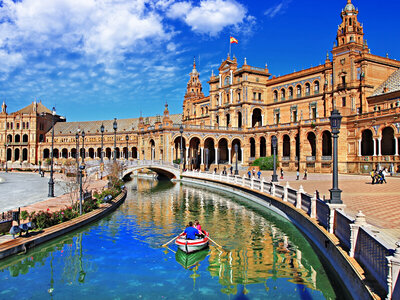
<box><xmin>173</xmin><ymin>159</ymin><xmax>181</xmax><ymax>164</ymax></box>
<box><xmin>252</xmin><ymin>156</ymin><xmax>279</xmax><ymax>170</ymax></box>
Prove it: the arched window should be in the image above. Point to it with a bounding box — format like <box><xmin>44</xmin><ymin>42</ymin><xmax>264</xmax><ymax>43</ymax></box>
<box><xmin>305</xmin><ymin>83</ymin><xmax>311</xmax><ymax>96</ymax></box>
<box><xmin>314</xmin><ymin>81</ymin><xmax>320</xmax><ymax>94</ymax></box>
<box><xmin>273</xmin><ymin>90</ymin><xmax>278</xmax><ymax>102</ymax></box>
<box><xmin>23</xmin><ymin>134</ymin><xmax>28</xmax><ymax>143</ymax></box>
<box><xmin>288</xmin><ymin>87</ymin><xmax>293</xmax><ymax>99</ymax></box>
<box><xmin>15</xmin><ymin>134</ymin><xmax>21</xmax><ymax>143</ymax></box>
<box><xmin>224</xmin><ymin>76</ymin><xmax>231</xmax><ymax>86</ymax></box>
<box><xmin>281</xmin><ymin>89</ymin><xmax>285</xmax><ymax>101</ymax></box>
<box><xmin>296</xmin><ymin>85</ymin><xmax>301</xmax><ymax>98</ymax></box>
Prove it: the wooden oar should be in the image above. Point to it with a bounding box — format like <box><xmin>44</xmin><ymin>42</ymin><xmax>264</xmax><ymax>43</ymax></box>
<box><xmin>208</xmin><ymin>236</ymin><xmax>224</xmax><ymax>250</ymax></box>
<box><xmin>162</xmin><ymin>232</ymin><xmax>183</xmax><ymax>247</ymax></box>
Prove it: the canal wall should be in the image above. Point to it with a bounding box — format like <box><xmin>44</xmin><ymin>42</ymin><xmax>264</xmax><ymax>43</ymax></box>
<box><xmin>0</xmin><ymin>189</ymin><xmax>127</xmax><ymax>260</ymax></box>
<box><xmin>181</xmin><ymin>173</ymin><xmax>396</xmax><ymax>300</ymax></box>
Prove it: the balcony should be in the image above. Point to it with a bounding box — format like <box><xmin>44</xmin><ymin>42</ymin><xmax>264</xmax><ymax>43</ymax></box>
<box><xmin>321</xmin><ymin>156</ymin><xmax>332</xmax><ymax>161</ymax></box>
<box><xmin>306</xmin><ymin>156</ymin><xmax>316</xmax><ymax>161</ymax></box>
<box><xmin>282</xmin><ymin>156</ymin><xmax>290</xmax><ymax>161</ymax></box>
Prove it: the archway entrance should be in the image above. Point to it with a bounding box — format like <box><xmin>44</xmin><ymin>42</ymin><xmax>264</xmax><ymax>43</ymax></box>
<box><xmin>252</xmin><ymin>109</ymin><xmax>262</xmax><ymax>127</ymax></box>
<box><xmin>189</xmin><ymin>137</ymin><xmax>201</xmax><ymax>170</ymax></box>
<box><xmin>204</xmin><ymin>138</ymin><xmax>215</xmax><ymax>169</ymax></box>
<box><xmin>361</xmin><ymin>130</ymin><xmax>373</xmax><ymax>156</ymax></box>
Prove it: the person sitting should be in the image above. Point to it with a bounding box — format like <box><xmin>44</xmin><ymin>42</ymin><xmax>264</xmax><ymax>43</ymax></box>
<box><xmin>194</xmin><ymin>220</ymin><xmax>205</xmax><ymax>238</ymax></box>
<box><xmin>184</xmin><ymin>221</ymin><xmax>201</xmax><ymax>240</ymax></box>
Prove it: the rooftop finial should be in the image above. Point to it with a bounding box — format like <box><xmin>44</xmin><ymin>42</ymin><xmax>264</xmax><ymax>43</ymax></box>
<box><xmin>244</xmin><ymin>57</ymin><xmax>247</xmax><ymax>65</ymax></box>
<box><xmin>193</xmin><ymin>56</ymin><xmax>196</xmax><ymax>69</ymax></box>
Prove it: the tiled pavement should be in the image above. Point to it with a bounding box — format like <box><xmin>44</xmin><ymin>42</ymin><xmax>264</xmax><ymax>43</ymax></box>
<box><xmin>253</xmin><ymin>170</ymin><xmax>400</xmax><ymax>248</ymax></box>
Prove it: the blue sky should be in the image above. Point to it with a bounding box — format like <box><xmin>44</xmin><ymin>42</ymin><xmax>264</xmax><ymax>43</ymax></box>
<box><xmin>1</xmin><ymin>0</ymin><xmax>399</xmax><ymax>122</ymax></box>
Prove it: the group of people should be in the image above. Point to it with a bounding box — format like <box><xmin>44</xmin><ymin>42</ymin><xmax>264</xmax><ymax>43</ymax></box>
<box><xmin>370</xmin><ymin>168</ymin><xmax>388</xmax><ymax>184</ymax></box>
<box><xmin>183</xmin><ymin>220</ymin><xmax>205</xmax><ymax>240</ymax></box>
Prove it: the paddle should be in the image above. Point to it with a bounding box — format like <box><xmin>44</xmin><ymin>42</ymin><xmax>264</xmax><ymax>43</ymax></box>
<box><xmin>162</xmin><ymin>232</ymin><xmax>183</xmax><ymax>247</ymax></box>
<box><xmin>207</xmin><ymin>236</ymin><xmax>224</xmax><ymax>250</ymax></box>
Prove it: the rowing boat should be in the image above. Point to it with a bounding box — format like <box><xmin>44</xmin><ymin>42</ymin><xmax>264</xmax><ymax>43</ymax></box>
<box><xmin>175</xmin><ymin>231</ymin><xmax>209</xmax><ymax>253</ymax></box>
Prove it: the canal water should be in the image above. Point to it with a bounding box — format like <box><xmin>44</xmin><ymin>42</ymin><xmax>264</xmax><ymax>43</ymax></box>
<box><xmin>0</xmin><ymin>178</ymin><xmax>342</xmax><ymax>299</ymax></box>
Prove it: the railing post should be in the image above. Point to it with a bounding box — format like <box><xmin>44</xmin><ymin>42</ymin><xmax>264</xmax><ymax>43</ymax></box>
<box><xmin>271</xmin><ymin>183</ymin><xmax>276</xmax><ymax>197</ymax></box>
<box><xmin>251</xmin><ymin>177</ymin><xmax>254</xmax><ymax>189</ymax></box>
<box><xmin>387</xmin><ymin>242</ymin><xmax>400</xmax><ymax>300</ymax></box>
<box><xmin>242</xmin><ymin>175</ymin><xmax>245</xmax><ymax>186</ymax></box>
<box><xmin>310</xmin><ymin>191</ymin><xmax>317</xmax><ymax>218</ymax></box>
<box><xmin>235</xmin><ymin>175</ymin><xmax>238</xmax><ymax>184</ymax></box>
<box><xmin>327</xmin><ymin>203</ymin><xmax>346</xmax><ymax>234</ymax></box>
<box><xmin>296</xmin><ymin>185</ymin><xmax>304</xmax><ymax>209</ymax></box>
<box><xmin>349</xmin><ymin>211</ymin><xmax>367</xmax><ymax>257</ymax></box>
<box><xmin>261</xmin><ymin>177</ymin><xmax>264</xmax><ymax>192</ymax></box>
<box><xmin>283</xmin><ymin>182</ymin><xmax>290</xmax><ymax>202</ymax></box>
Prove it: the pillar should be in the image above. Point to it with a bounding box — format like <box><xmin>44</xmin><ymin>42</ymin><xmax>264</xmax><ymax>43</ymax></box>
<box><xmin>201</xmin><ymin>147</ymin><xmax>204</xmax><ymax>165</ymax></box>
<box><xmin>255</xmin><ymin>139</ymin><xmax>260</xmax><ymax>159</ymax></box>
<box><xmin>373</xmin><ymin>138</ymin><xmax>377</xmax><ymax>156</ymax></box>
<box><xmin>358</xmin><ymin>139</ymin><xmax>362</xmax><ymax>156</ymax></box>
<box><xmin>215</xmin><ymin>147</ymin><xmax>218</xmax><ymax>164</ymax></box>
<box><xmin>377</xmin><ymin>137</ymin><xmax>382</xmax><ymax>156</ymax></box>
<box><xmin>241</xmin><ymin>148</ymin><xmax>244</xmax><ymax>162</ymax></box>
<box><xmin>228</xmin><ymin>148</ymin><xmax>231</xmax><ymax>164</ymax></box>
<box><xmin>395</xmin><ymin>137</ymin><xmax>399</xmax><ymax>156</ymax></box>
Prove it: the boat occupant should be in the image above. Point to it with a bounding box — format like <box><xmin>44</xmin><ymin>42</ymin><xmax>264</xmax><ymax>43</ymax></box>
<box><xmin>184</xmin><ymin>221</ymin><xmax>200</xmax><ymax>240</ymax></box>
<box><xmin>194</xmin><ymin>220</ymin><xmax>205</xmax><ymax>238</ymax></box>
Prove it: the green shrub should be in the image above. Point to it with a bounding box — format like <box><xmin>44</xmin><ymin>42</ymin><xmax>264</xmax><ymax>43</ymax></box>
<box><xmin>173</xmin><ymin>159</ymin><xmax>181</xmax><ymax>164</ymax></box>
<box><xmin>20</xmin><ymin>210</ymin><xmax>29</xmax><ymax>221</ymax></box>
<box><xmin>252</xmin><ymin>156</ymin><xmax>279</xmax><ymax>170</ymax></box>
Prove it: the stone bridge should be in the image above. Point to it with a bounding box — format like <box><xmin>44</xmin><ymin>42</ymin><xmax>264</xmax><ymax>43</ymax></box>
<box><xmin>85</xmin><ymin>159</ymin><xmax>181</xmax><ymax>180</ymax></box>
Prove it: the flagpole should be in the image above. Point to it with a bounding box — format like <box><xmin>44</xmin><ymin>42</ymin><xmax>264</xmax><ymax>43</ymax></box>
<box><xmin>229</xmin><ymin>36</ymin><xmax>231</xmax><ymax>58</ymax></box>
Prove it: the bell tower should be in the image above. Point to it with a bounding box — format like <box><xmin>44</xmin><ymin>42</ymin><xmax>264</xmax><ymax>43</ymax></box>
<box><xmin>1</xmin><ymin>101</ymin><xmax>6</xmax><ymax>114</ymax></box>
<box><xmin>334</xmin><ymin>0</ymin><xmax>365</xmax><ymax>52</ymax></box>
<box><xmin>184</xmin><ymin>58</ymin><xmax>204</xmax><ymax>102</ymax></box>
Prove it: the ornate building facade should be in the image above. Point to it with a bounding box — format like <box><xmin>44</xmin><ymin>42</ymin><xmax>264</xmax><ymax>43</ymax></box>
<box><xmin>1</xmin><ymin>0</ymin><xmax>400</xmax><ymax>174</ymax></box>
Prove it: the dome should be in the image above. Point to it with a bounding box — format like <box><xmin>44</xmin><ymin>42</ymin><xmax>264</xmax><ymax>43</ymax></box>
<box><xmin>344</xmin><ymin>0</ymin><xmax>355</xmax><ymax>12</ymax></box>
<box><xmin>345</xmin><ymin>3</ymin><xmax>355</xmax><ymax>11</ymax></box>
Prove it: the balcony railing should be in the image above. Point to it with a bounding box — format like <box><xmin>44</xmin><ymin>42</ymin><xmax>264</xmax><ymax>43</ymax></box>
<box><xmin>306</xmin><ymin>156</ymin><xmax>316</xmax><ymax>161</ymax></box>
<box><xmin>322</xmin><ymin>156</ymin><xmax>332</xmax><ymax>161</ymax></box>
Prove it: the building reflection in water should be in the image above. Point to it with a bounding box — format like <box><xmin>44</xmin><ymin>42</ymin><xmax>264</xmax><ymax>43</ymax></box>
<box><xmin>125</xmin><ymin>178</ymin><xmax>327</xmax><ymax>296</ymax></box>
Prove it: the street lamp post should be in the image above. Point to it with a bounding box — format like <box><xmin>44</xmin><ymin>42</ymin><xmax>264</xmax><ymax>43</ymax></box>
<box><xmin>5</xmin><ymin>144</ymin><xmax>8</xmax><ymax>173</ymax></box>
<box><xmin>329</xmin><ymin>109</ymin><xmax>343</xmax><ymax>204</ymax></box>
<box><xmin>125</xmin><ymin>135</ymin><xmax>129</xmax><ymax>160</ymax></box>
<box><xmin>81</xmin><ymin>130</ymin><xmax>85</xmax><ymax>165</ymax></box>
<box><xmin>75</xmin><ymin>130</ymin><xmax>80</xmax><ymax>183</ymax></box>
<box><xmin>179</xmin><ymin>125</ymin><xmax>184</xmax><ymax>167</ymax></box>
<box><xmin>205</xmin><ymin>148</ymin><xmax>209</xmax><ymax>171</ymax></box>
<box><xmin>113</xmin><ymin>118</ymin><xmax>117</xmax><ymax>162</ymax></box>
<box><xmin>48</xmin><ymin>107</ymin><xmax>56</xmax><ymax>197</ymax></box>
<box><xmin>271</xmin><ymin>136</ymin><xmax>278</xmax><ymax>182</ymax></box>
<box><xmin>79</xmin><ymin>165</ymin><xmax>85</xmax><ymax>215</ymax></box>
<box><xmin>234</xmin><ymin>143</ymin><xmax>239</xmax><ymax>175</ymax></box>
<box><xmin>100</xmin><ymin>124</ymin><xmax>104</xmax><ymax>164</ymax></box>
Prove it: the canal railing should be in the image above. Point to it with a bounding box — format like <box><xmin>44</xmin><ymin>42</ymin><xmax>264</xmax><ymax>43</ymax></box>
<box><xmin>182</xmin><ymin>169</ymin><xmax>400</xmax><ymax>300</ymax></box>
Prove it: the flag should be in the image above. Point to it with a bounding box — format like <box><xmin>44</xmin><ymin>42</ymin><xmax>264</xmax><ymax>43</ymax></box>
<box><xmin>230</xmin><ymin>36</ymin><xmax>238</xmax><ymax>44</ymax></box>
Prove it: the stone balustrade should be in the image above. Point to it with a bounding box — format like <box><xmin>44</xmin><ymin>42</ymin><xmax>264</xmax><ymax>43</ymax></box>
<box><xmin>182</xmin><ymin>169</ymin><xmax>400</xmax><ymax>299</ymax></box>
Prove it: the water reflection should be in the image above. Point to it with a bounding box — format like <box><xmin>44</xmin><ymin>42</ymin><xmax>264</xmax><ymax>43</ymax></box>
<box><xmin>127</xmin><ymin>178</ymin><xmax>336</xmax><ymax>299</ymax></box>
<box><xmin>0</xmin><ymin>177</ymin><xmax>339</xmax><ymax>299</ymax></box>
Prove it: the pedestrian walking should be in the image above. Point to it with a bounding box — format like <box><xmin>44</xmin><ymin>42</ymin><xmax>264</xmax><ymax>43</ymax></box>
<box><xmin>303</xmin><ymin>169</ymin><xmax>307</xmax><ymax>180</ymax></box>
<box><xmin>296</xmin><ymin>169</ymin><xmax>299</xmax><ymax>180</ymax></box>
<box><xmin>280</xmin><ymin>168</ymin><xmax>284</xmax><ymax>179</ymax></box>
<box><xmin>252</xmin><ymin>168</ymin><xmax>256</xmax><ymax>177</ymax></box>
<box><xmin>230</xmin><ymin>166</ymin><xmax>233</xmax><ymax>174</ymax></box>
<box><xmin>257</xmin><ymin>170</ymin><xmax>261</xmax><ymax>179</ymax></box>
<box><xmin>247</xmin><ymin>170</ymin><xmax>251</xmax><ymax>179</ymax></box>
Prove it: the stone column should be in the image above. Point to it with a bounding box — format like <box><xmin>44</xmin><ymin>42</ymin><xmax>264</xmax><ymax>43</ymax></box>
<box><xmin>296</xmin><ymin>185</ymin><xmax>304</xmax><ymax>209</ymax></box>
<box><xmin>255</xmin><ymin>139</ymin><xmax>260</xmax><ymax>159</ymax></box>
<box><xmin>215</xmin><ymin>147</ymin><xmax>218</xmax><ymax>165</ymax></box>
<box><xmin>373</xmin><ymin>138</ymin><xmax>377</xmax><ymax>156</ymax></box>
<box><xmin>378</xmin><ymin>137</ymin><xmax>382</xmax><ymax>156</ymax></box>
<box><xmin>358</xmin><ymin>139</ymin><xmax>362</xmax><ymax>156</ymax></box>
<box><xmin>395</xmin><ymin>137</ymin><xmax>399</xmax><ymax>156</ymax></box>
<box><xmin>228</xmin><ymin>148</ymin><xmax>231</xmax><ymax>164</ymax></box>
<box><xmin>200</xmin><ymin>147</ymin><xmax>204</xmax><ymax>165</ymax></box>
<box><xmin>241</xmin><ymin>148</ymin><xmax>244</xmax><ymax>163</ymax></box>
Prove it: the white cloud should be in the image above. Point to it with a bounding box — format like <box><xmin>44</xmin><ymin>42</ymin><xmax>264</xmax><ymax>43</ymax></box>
<box><xmin>0</xmin><ymin>0</ymin><xmax>172</xmax><ymax>71</ymax></box>
<box><xmin>264</xmin><ymin>0</ymin><xmax>291</xmax><ymax>18</ymax></box>
<box><xmin>167</xmin><ymin>0</ymin><xmax>248</xmax><ymax>36</ymax></box>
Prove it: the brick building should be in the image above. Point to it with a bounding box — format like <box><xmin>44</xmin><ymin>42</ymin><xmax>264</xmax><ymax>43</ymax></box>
<box><xmin>1</xmin><ymin>0</ymin><xmax>399</xmax><ymax>174</ymax></box>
